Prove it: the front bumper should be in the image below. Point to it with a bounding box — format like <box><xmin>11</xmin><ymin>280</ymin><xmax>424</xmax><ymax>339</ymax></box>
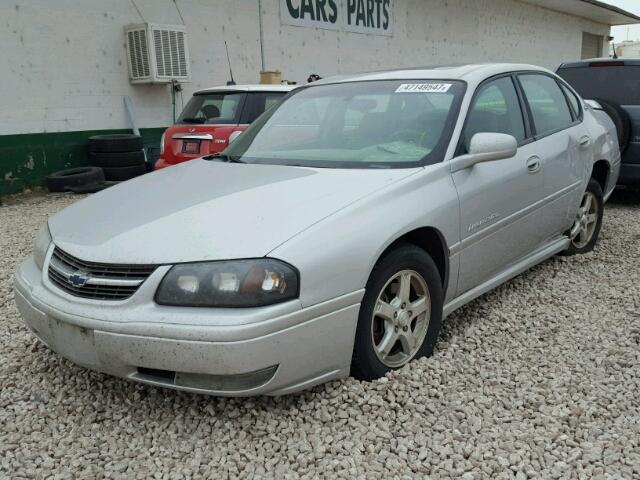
<box><xmin>619</xmin><ymin>163</ymin><xmax>640</xmax><ymax>186</ymax></box>
<box><xmin>14</xmin><ymin>256</ymin><xmax>361</xmax><ymax>396</ymax></box>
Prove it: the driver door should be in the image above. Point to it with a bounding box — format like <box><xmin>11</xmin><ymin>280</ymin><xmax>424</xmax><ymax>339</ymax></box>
<box><xmin>453</xmin><ymin>75</ymin><xmax>546</xmax><ymax>295</ymax></box>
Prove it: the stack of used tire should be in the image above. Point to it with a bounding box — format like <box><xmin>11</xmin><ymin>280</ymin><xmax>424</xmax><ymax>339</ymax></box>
<box><xmin>45</xmin><ymin>134</ymin><xmax>148</xmax><ymax>194</ymax></box>
<box><xmin>88</xmin><ymin>134</ymin><xmax>147</xmax><ymax>181</ymax></box>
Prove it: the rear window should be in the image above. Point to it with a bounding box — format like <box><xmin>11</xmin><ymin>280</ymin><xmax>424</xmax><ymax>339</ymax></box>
<box><xmin>557</xmin><ymin>66</ymin><xmax>640</xmax><ymax>105</ymax></box>
<box><xmin>177</xmin><ymin>92</ymin><xmax>246</xmax><ymax>124</ymax></box>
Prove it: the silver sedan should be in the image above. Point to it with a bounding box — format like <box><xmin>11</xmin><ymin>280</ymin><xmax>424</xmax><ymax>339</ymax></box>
<box><xmin>14</xmin><ymin>64</ymin><xmax>620</xmax><ymax>396</ymax></box>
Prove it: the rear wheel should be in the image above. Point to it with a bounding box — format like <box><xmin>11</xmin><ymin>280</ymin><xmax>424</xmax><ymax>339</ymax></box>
<box><xmin>563</xmin><ymin>179</ymin><xmax>604</xmax><ymax>256</ymax></box>
<box><xmin>351</xmin><ymin>245</ymin><xmax>443</xmax><ymax>380</ymax></box>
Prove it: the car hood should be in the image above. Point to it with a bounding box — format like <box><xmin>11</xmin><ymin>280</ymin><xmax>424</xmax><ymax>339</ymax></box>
<box><xmin>49</xmin><ymin>159</ymin><xmax>420</xmax><ymax>264</ymax></box>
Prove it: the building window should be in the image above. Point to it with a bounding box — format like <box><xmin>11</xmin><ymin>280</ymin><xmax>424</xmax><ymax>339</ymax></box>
<box><xmin>581</xmin><ymin>33</ymin><xmax>604</xmax><ymax>59</ymax></box>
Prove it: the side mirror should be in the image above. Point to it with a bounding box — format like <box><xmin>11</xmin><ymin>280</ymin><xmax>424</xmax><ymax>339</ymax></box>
<box><xmin>450</xmin><ymin>133</ymin><xmax>518</xmax><ymax>173</ymax></box>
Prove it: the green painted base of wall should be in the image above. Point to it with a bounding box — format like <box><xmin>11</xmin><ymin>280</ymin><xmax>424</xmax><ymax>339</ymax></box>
<box><xmin>0</xmin><ymin>128</ymin><xmax>166</xmax><ymax>196</ymax></box>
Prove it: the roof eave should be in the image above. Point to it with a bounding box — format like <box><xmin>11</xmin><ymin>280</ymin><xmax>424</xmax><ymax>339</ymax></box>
<box><xmin>520</xmin><ymin>0</ymin><xmax>640</xmax><ymax>26</ymax></box>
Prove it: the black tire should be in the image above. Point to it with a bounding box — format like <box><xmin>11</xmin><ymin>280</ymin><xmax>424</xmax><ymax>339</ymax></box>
<box><xmin>351</xmin><ymin>244</ymin><xmax>443</xmax><ymax>381</ymax></box>
<box><xmin>562</xmin><ymin>178</ymin><xmax>604</xmax><ymax>256</ymax></box>
<box><xmin>595</xmin><ymin>99</ymin><xmax>631</xmax><ymax>154</ymax></box>
<box><xmin>88</xmin><ymin>134</ymin><xmax>144</xmax><ymax>153</ymax></box>
<box><xmin>102</xmin><ymin>164</ymin><xmax>147</xmax><ymax>182</ymax></box>
<box><xmin>45</xmin><ymin>167</ymin><xmax>105</xmax><ymax>193</ymax></box>
<box><xmin>89</xmin><ymin>151</ymin><xmax>146</xmax><ymax>168</ymax></box>
<box><xmin>67</xmin><ymin>180</ymin><xmax>120</xmax><ymax>194</ymax></box>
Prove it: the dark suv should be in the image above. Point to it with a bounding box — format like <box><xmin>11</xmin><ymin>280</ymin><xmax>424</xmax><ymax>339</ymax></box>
<box><xmin>557</xmin><ymin>59</ymin><xmax>640</xmax><ymax>187</ymax></box>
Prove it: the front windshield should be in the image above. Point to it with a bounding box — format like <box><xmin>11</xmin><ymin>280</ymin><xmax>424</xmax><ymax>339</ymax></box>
<box><xmin>225</xmin><ymin>80</ymin><xmax>465</xmax><ymax>168</ymax></box>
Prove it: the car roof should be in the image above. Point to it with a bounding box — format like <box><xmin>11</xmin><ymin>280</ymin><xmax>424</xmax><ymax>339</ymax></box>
<box><xmin>559</xmin><ymin>58</ymin><xmax>640</xmax><ymax>68</ymax></box>
<box><xmin>195</xmin><ymin>84</ymin><xmax>297</xmax><ymax>94</ymax></box>
<box><xmin>311</xmin><ymin>64</ymin><xmax>554</xmax><ymax>88</ymax></box>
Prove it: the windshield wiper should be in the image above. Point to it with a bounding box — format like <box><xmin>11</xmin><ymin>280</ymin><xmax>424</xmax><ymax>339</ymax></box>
<box><xmin>203</xmin><ymin>153</ymin><xmax>246</xmax><ymax>164</ymax></box>
<box><xmin>181</xmin><ymin>117</ymin><xmax>205</xmax><ymax>124</ymax></box>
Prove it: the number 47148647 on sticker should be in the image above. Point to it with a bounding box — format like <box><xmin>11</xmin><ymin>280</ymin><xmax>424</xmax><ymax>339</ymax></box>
<box><xmin>396</xmin><ymin>83</ymin><xmax>452</xmax><ymax>93</ymax></box>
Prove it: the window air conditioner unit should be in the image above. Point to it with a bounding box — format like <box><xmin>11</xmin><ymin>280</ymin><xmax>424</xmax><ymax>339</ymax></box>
<box><xmin>124</xmin><ymin>23</ymin><xmax>191</xmax><ymax>84</ymax></box>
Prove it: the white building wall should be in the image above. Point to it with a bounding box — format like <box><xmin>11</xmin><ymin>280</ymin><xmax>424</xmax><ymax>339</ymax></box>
<box><xmin>0</xmin><ymin>0</ymin><xmax>610</xmax><ymax>135</ymax></box>
<box><xmin>616</xmin><ymin>40</ymin><xmax>640</xmax><ymax>58</ymax></box>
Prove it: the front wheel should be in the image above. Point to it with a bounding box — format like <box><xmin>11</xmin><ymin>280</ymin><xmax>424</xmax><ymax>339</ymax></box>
<box><xmin>351</xmin><ymin>245</ymin><xmax>443</xmax><ymax>381</ymax></box>
<box><xmin>563</xmin><ymin>178</ymin><xmax>604</xmax><ymax>256</ymax></box>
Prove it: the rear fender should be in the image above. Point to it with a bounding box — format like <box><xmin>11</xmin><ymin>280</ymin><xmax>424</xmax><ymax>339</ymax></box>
<box><xmin>582</xmin><ymin>107</ymin><xmax>621</xmax><ymax>198</ymax></box>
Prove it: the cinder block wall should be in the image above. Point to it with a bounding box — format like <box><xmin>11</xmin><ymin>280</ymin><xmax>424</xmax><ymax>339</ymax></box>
<box><xmin>0</xmin><ymin>0</ymin><xmax>610</xmax><ymax>194</ymax></box>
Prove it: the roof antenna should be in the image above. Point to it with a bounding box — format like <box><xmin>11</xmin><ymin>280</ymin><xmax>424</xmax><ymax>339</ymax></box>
<box><xmin>225</xmin><ymin>41</ymin><xmax>236</xmax><ymax>86</ymax></box>
<box><xmin>612</xmin><ymin>41</ymin><xmax>618</xmax><ymax>59</ymax></box>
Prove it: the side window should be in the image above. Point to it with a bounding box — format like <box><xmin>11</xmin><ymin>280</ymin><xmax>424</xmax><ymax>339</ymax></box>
<box><xmin>264</xmin><ymin>94</ymin><xmax>283</xmax><ymax>111</ymax></box>
<box><xmin>463</xmin><ymin>77</ymin><xmax>526</xmax><ymax>150</ymax></box>
<box><xmin>244</xmin><ymin>93</ymin><xmax>285</xmax><ymax>123</ymax></box>
<box><xmin>519</xmin><ymin>74</ymin><xmax>574</xmax><ymax>136</ymax></box>
<box><xmin>560</xmin><ymin>84</ymin><xmax>582</xmax><ymax>119</ymax></box>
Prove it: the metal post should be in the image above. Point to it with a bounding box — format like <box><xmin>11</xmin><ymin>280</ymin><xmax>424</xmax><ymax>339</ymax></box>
<box><xmin>171</xmin><ymin>80</ymin><xmax>177</xmax><ymax>123</ymax></box>
<box><xmin>258</xmin><ymin>0</ymin><xmax>266</xmax><ymax>71</ymax></box>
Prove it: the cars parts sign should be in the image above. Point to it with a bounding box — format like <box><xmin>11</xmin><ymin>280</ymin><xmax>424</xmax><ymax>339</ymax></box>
<box><xmin>280</xmin><ymin>0</ymin><xmax>393</xmax><ymax>36</ymax></box>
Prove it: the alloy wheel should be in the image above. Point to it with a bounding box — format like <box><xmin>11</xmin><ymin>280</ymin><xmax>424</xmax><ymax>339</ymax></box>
<box><xmin>371</xmin><ymin>270</ymin><xmax>431</xmax><ymax>368</ymax></box>
<box><xmin>571</xmin><ymin>191</ymin><xmax>599</xmax><ymax>249</ymax></box>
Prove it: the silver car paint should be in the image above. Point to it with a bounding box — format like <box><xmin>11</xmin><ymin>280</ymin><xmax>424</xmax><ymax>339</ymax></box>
<box><xmin>48</xmin><ymin>160</ymin><xmax>418</xmax><ymax>264</ymax></box>
<box><xmin>14</xmin><ymin>64</ymin><xmax>621</xmax><ymax>396</ymax></box>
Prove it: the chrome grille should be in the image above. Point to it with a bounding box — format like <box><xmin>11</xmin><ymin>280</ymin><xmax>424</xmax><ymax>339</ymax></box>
<box><xmin>47</xmin><ymin>247</ymin><xmax>156</xmax><ymax>301</ymax></box>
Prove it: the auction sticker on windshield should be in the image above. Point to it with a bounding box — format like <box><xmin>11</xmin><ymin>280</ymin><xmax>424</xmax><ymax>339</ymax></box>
<box><xmin>395</xmin><ymin>83</ymin><xmax>452</xmax><ymax>93</ymax></box>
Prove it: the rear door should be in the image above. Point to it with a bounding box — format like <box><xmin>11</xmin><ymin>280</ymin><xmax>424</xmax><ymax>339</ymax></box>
<box><xmin>453</xmin><ymin>75</ymin><xmax>546</xmax><ymax>295</ymax></box>
<box><xmin>516</xmin><ymin>73</ymin><xmax>587</xmax><ymax>237</ymax></box>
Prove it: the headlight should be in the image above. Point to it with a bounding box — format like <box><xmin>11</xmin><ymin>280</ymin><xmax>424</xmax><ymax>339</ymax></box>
<box><xmin>33</xmin><ymin>224</ymin><xmax>52</xmax><ymax>271</ymax></box>
<box><xmin>155</xmin><ymin>259</ymin><xmax>299</xmax><ymax>307</ymax></box>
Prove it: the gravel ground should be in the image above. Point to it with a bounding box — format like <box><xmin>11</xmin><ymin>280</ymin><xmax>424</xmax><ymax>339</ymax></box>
<box><xmin>1</xmin><ymin>191</ymin><xmax>639</xmax><ymax>479</ymax></box>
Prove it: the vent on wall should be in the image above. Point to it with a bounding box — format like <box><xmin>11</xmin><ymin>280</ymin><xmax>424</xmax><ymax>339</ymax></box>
<box><xmin>124</xmin><ymin>23</ymin><xmax>190</xmax><ymax>83</ymax></box>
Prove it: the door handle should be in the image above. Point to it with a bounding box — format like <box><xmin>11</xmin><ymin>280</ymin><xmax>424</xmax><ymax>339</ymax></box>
<box><xmin>579</xmin><ymin>136</ymin><xmax>591</xmax><ymax>148</ymax></box>
<box><xmin>526</xmin><ymin>156</ymin><xmax>542</xmax><ymax>174</ymax></box>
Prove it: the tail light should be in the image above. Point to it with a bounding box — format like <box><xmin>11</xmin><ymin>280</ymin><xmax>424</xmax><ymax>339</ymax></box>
<box><xmin>228</xmin><ymin>130</ymin><xmax>243</xmax><ymax>144</ymax></box>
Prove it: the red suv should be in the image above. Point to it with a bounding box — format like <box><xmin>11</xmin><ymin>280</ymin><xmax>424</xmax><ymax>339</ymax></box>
<box><xmin>155</xmin><ymin>85</ymin><xmax>294</xmax><ymax>170</ymax></box>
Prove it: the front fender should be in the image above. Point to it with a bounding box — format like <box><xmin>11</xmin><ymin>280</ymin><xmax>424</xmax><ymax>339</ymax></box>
<box><xmin>270</xmin><ymin>164</ymin><xmax>460</xmax><ymax>308</ymax></box>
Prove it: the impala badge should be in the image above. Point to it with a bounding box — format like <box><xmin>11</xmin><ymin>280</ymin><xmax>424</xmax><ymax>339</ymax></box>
<box><xmin>468</xmin><ymin>213</ymin><xmax>500</xmax><ymax>232</ymax></box>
